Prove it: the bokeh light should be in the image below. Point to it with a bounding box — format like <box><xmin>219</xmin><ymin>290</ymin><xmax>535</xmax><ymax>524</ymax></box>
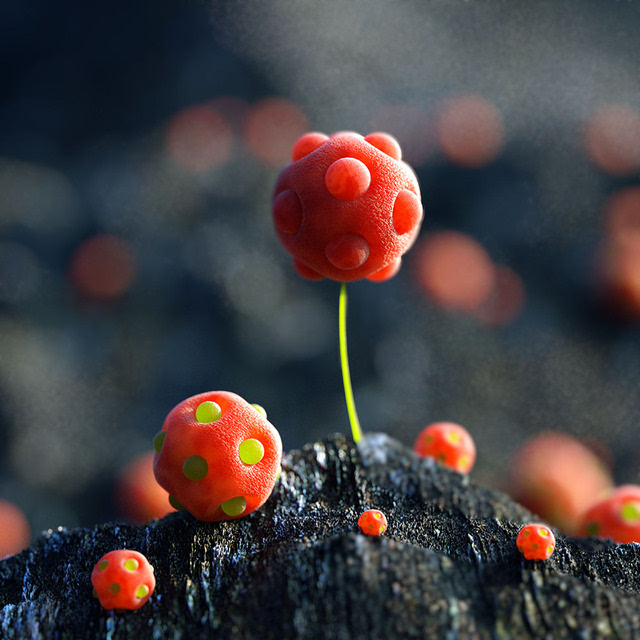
<box><xmin>508</xmin><ymin>432</ymin><xmax>613</xmax><ymax>535</ymax></box>
<box><xmin>583</xmin><ymin>105</ymin><xmax>640</xmax><ymax>176</ymax></box>
<box><xmin>68</xmin><ymin>234</ymin><xmax>136</xmax><ymax>302</ymax></box>
<box><xmin>595</xmin><ymin>236</ymin><xmax>640</xmax><ymax>320</ymax></box>
<box><xmin>165</xmin><ymin>104</ymin><xmax>234</xmax><ymax>172</ymax></box>
<box><xmin>114</xmin><ymin>451</ymin><xmax>175</xmax><ymax>525</ymax></box>
<box><xmin>0</xmin><ymin>499</ymin><xmax>31</xmax><ymax>559</ymax></box>
<box><xmin>435</xmin><ymin>94</ymin><xmax>504</xmax><ymax>168</ymax></box>
<box><xmin>412</xmin><ymin>231</ymin><xmax>495</xmax><ymax>313</ymax></box>
<box><xmin>243</xmin><ymin>97</ymin><xmax>309</xmax><ymax>166</ymax></box>
<box><xmin>473</xmin><ymin>265</ymin><xmax>526</xmax><ymax>327</ymax></box>
<box><xmin>603</xmin><ymin>187</ymin><xmax>640</xmax><ymax>240</ymax></box>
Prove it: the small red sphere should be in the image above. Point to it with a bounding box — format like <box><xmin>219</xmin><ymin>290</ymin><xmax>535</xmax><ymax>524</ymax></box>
<box><xmin>91</xmin><ymin>550</ymin><xmax>156</xmax><ymax>610</ymax></box>
<box><xmin>358</xmin><ymin>509</ymin><xmax>388</xmax><ymax>536</ymax></box>
<box><xmin>413</xmin><ymin>422</ymin><xmax>476</xmax><ymax>474</ymax></box>
<box><xmin>516</xmin><ymin>523</ymin><xmax>556</xmax><ymax>561</ymax></box>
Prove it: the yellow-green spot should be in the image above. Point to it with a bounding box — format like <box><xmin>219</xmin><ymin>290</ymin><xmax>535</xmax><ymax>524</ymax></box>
<box><xmin>239</xmin><ymin>438</ymin><xmax>264</xmax><ymax>465</ymax></box>
<box><xmin>251</xmin><ymin>403</ymin><xmax>267</xmax><ymax>419</ymax></box>
<box><xmin>275</xmin><ymin>467</ymin><xmax>282</xmax><ymax>482</ymax></box>
<box><xmin>98</xmin><ymin>560</ymin><xmax>109</xmax><ymax>572</ymax></box>
<box><xmin>124</xmin><ymin>558</ymin><xmax>139</xmax><ymax>572</ymax></box>
<box><xmin>547</xmin><ymin>545</ymin><xmax>554</xmax><ymax>555</ymax></box>
<box><xmin>169</xmin><ymin>494</ymin><xmax>185</xmax><ymax>511</ymax></box>
<box><xmin>539</xmin><ymin>528</ymin><xmax>549</xmax><ymax>537</ymax></box>
<box><xmin>183</xmin><ymin>455</ymin><xmax>208</xmax><ymax>481</ymax></box>
<box><xmin>585</xmin><ymin>521</ymin><xmax>600</xmax><ymax>536</ymax></box>
<box><xmin>621</xmin><ymin>502</ymin><xmax>640</xmax><ymax>524</ymax></box>
<box><xmin>195</xmin><ymin>401</ymin><xmax>222</xmax><ymax>424</ymax></box>
<box><xmin>221</xmin><ymin>496</ymin><xmax>246</xmax><ymax>517</ymax></box>
<box><xmin>373</xmin><ymin>512</ymin><xmax>382</xmax><ymax>520</ymax></box>
<box><xmin>446</xmin><ymin>431</ymin><xmax>461</xmax><ymax>444</ymax></box>
<box><xmin>109</xmin><ymin>583</ymin><xmax>121</xmax><ymax>595</ymax></box>
<box><xmin>136</xmin><ymin>584</ymin><xmax>150</xmax><ymax>599</ymax></box>
<box><xmin>153</xmin><ymin>430</ymin><xmax>166</xmax><ymax>453</ymax></box>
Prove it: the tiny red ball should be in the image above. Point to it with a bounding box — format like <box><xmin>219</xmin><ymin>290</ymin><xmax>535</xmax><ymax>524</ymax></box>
<box><xmin>516</xmin><ymin>523</ymin><xmax>556</xmax><ymax>561</ymax></box>
<box><xmin>413</xmin><ymin>422</ymin><xmax>476</xmax><ymax>474</ymax></box>
<box><xmin>358</xmin><ymin>509</ymin><xmax>388</xmax><ymax>536</ymax></box>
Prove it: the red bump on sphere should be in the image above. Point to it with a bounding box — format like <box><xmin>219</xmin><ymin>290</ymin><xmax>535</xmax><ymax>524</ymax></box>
<box><xmin>273</xmin><ymin>131</ymin><xmax>422</xmax><ymax>282</ymax></box>
<box><xmin>358</xmin><ymin>509</ymin><xmax>388</xmax><ymax>536</ymax></box>
<box><xmin>291</xmin><ymin>132</ymin><xmax>329</xmax><ymax>161</ymax></box>
<box><xmin>91</xmin><ymin>550</ymin><xmax>156</xmax><ymax>610</ymax></box>
<box><xmin>516</xmin><ymin>523</ymin><xmax>556</xmax><ymax>561</ymax></box>
<box><xmin>325</xmin><ymin>233</ymin><xmax>370</xmax><ymax>270</ymax></box>
<box><xmin>393</xmin><ymin>189</ymin><xmax>423</xmax><ymax>235</ymax></box>
<box><xmin>273</xmin><ymin>189</ymin><xmax>303</xmax><ymax>235</ymax></box>
<box><xmin>325</xmin><ymin>157</ymin><xmax>371</xmax><ymax>201</ymax></box>
<box><xmin>367</xmin><ymin>257</ymin><xmax>402</xmax><ymax>282</ymax></box>
<box><xmin>414</xmin><ymin>422</ymin><xmax>476</xmax><ymax>474</ymax></box>
<box><xmin>293</xmin><ymin>258</ymin><xmax>324</xmax><ymax>281</ymax></box>
<box><xmin>365</xmin><ymin>132</ymin><xmax>402</xmax><ymax>160</ymax></box>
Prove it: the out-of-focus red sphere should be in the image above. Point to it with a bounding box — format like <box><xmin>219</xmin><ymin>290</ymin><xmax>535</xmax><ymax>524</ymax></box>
<box><xmin>508</xmin><ymin>432</ymin><xmax>614</xmax><ymax>535</ymax></box>
<box><xmin>69</xmin><ymin>234</ymin><xmax>136</xmax><ymax>302</ymax></box>
<box><xmin>244</xmin><ymin>97</ymin><xmax>309</xmax><ymax>166</ymax></box>
<box><xmin>583</xmin><ymin>105</ymin><xmax>640</xmax><ymax>176</ymax></box>
<box><xmin>115</xmin><ymin>451</ymin><xmax>175</xmax><ymax>525</ymax></box>
<box><xmin>412</xmin><ymin>231</ymin><xmax>495</xmax><ymax>313</ymax></box>
<box><xmin>473</xmin><ymin>264</ymin><xmax>526</xmax><ymax>327</ymax></box>
<box><xmin>0</xmin><ymin>499</ymin><xmax>31</xmax><ymax>559</ymax></box>
<box><xmin>165</xmin><ymin>104</ymin><xmax>234</xmax><ymax>171</ymax></box>
<box><xmin>435</xmin><ymin>94</ymin><xmax>504</xmax><ymax>168</ymax></box>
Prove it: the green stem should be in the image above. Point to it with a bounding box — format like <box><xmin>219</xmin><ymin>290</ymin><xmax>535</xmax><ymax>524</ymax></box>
<box><xmin>339</xmin><ymin>282</ymin><xmax>363</xmax><ymax>443</ymax></box>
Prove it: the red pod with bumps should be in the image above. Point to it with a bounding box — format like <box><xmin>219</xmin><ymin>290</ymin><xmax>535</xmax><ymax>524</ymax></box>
<box><xmin>273</xmin><ymin>131</ymin><xmax>423</xmax><ymax>282</ymax></box>
<box><xmin>579</xmin><ymin>484</ymin><xmax>640</xmax><ymax>543</ymax></box>
<box><xmin>413</xmin><ymin>422</ymin><xmax>476</xmax><ymax>474</ymax></box>
<box><xmin>153</xmin><ymin>391</ymin><xmax>282</xmax><ymax>522</ymax></box>
<box><xmin>91</xmin><ymin>550</ymin><xmax>155</xmax><ymax>610</ymax></box>
<box><xmin>516</xmin><ymin>523</ymin><xmax>556</xmax><ymax>561</ymax></box>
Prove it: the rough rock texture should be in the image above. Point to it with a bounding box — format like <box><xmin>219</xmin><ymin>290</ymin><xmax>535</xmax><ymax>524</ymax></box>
<box><xmin>1</xmin><ymin>433</ymin><xmax>640</xmax><ymax>639</ymax></box>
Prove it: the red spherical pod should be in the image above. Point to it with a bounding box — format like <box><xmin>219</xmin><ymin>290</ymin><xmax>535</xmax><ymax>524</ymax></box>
<box><xmin>516</xmin><ymin>523</ymin><xmax>556</xmax><ymax>561</ymax></box>
<box><xmin>413</xmin><ymin>422</ymin><xmax>476</xmax><ymax>474</ymax></box>
<box><xmin>579</xmin><ymin>485</ymin><xmax>640</xmax><ymax>543</ymax></box>
<box><xmin>273</xmin><ymin>131</ymin><xmax>423</xmax><ymax>282</ymax></box>
<box><xmin>358</xmin><ymin>509</ymin><xmax>388</xmax><ymax>536</ymax></box>
<box><xmin>153</xmin><ymin>391</ymin><xmax>282</xmax><ymax>522</ymax></box>
<box><xmin>91</xmin><ymin>550</ymin><xmax>155</xmax><ymax>610</ymax></box>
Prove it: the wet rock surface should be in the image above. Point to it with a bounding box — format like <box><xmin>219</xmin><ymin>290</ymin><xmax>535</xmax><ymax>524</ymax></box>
<box><xmin>1</xmin><ymin>433</ymin><xmax>640</xmax><ymax>639</ymax></box>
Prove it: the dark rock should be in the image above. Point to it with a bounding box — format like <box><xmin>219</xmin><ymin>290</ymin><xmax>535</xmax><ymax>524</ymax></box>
<box><xmin>1</xmin><ymin>433</ymin><xmax>640</xmax><ymax>639</ymax></box>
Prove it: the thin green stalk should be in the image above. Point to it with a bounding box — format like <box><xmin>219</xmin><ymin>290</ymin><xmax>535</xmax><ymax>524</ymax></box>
<box><xmin>339</xmin><ymin>282</ymin><xmax>363</xmax><ymax>443</ymax></box>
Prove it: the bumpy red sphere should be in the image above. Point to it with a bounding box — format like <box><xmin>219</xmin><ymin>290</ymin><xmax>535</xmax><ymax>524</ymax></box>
<box><xmin>579</xmin><ymin>485</ymin><xmax>640</xmax><ymax>543</ymax></box>
<box><xmin>91</xmin><ymin>550</ymin><xmax>156</xmax><ymax>610</ymax></box>
<box><xmin>358</xmin><ymin>509</ymin><xmax>388</xmax><ymax>536</ymax></box>
<box><xmin>413</xmin><ymin>422</ymin><xmax>476</xmax><ymax>474</ymax></box>
<box><xmin>273</xmin><ymin>131</ymin><xmax>423</xmax><ymax>282</ymax></box>
<box><xmin>516</xmin><ymin>523</ymin><xmax>556</xmax><ymax>561</ymax></box>
<box><xmin>153</xmin><ymin>391</ymin><xmax>282</xmax><ymax>522</ymax></box>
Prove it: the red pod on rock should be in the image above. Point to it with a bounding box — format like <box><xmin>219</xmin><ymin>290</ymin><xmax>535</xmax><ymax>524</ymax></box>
<box><xmin>153</xmin><ymin>391</ymin><xmax>282</xmax><ymax>522</ymax></box>
<box><xmin>91</xmin><ymin>550</ymin><xmax>155</xmax><ymax>610</ymax></box>
<box><xmin>273</xmin><ymin>131</ymin><xmax>423</xmax><ymax>282</ymax></box>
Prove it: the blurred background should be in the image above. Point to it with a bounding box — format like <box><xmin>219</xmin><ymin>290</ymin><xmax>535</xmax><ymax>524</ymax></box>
<box><xmin>1</xmin><ymin>0</ymin><xmax>640</xmax><ymax>544</ymax></box>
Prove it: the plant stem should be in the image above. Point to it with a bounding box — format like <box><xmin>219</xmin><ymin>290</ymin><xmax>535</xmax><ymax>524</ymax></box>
<box><xmin>339</xmin><ymin>282</ymin><xmax>363</xmax><ymax>443</ymax></box>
